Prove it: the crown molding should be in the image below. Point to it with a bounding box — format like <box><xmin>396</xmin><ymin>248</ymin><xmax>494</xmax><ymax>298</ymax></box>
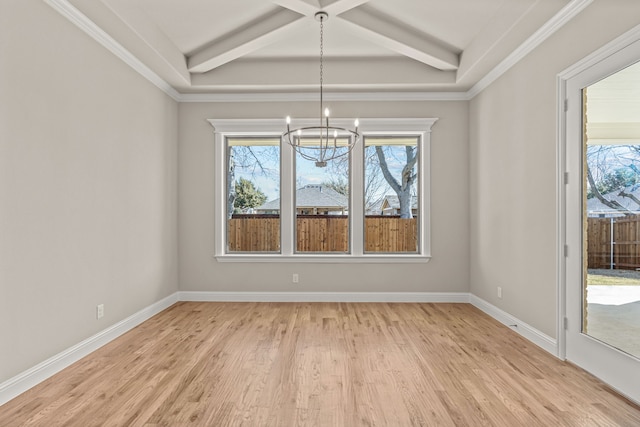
<box><xmin>43</xmin><ymin>0</ymin><xmax>182</xmax><ymax>102</ymax></box>
<box><xmin>178</xmin><ymin>91</ymin><xmax>470</xmax><ymax>103</ymax></box>
<box><xmin>46</xmin><ymin>0</ymin><xmax>592</xmax><ymax>104</ymax></box>
<box><xmin>466</xmin><ymin>0</ymin><xmax>594</xmax><ymax>99</ymax></box>
<box><xmin>207</xmin><ymin>117</ymin><xmax>439</xmax><ymax>135</ymax></box>
<box><xmin>558</xmin><ymin>23</ymin><xmax>640</xmax><ymax>81</ymax></box>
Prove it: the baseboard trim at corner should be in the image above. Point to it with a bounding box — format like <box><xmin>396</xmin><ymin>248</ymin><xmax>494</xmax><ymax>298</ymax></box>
<box><xmin>178</xmin><ymin>291</ymin><xmax>470</xmax><ymax>303</ymax></box>
<box><xmin>0</xmin><ymin>293</ymin><xmax>178</xmax><ymax>406</ymax></box>
<box><xmin>469</xmin><ymin>294</ymin><xmax>558</xmax><ymax>356</ymax></box>
<box><xmin>1</xmin><ymin>292</ymin><xmax>557</xmax><ymax>407</ymax></box>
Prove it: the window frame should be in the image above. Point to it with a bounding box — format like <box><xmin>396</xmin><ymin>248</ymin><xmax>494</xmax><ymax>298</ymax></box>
<box><xmin>363</xmin><ymin>135</ymin><xmax>421</xmax><ymax>254</ymax></box>
<box><xmin>226</xmin><ymin>136</ymin><xmax>282</xmax><ymax>254</ymax></box>
<box><xmin>209</xmin><ymin>118</ymin><xmax>437</xmax><ymax>263</ymax></box>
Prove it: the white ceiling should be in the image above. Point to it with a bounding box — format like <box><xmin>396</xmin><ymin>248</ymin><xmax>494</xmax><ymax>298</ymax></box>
<box><xmin>586</xmin><ymin>61</ymin><xmax>640</xmax><ymax>145</ymax></box>
<box><xmin>62</xmin><ymin>0</ymin><xmax>580</xmax><ymax>96</ymax></box>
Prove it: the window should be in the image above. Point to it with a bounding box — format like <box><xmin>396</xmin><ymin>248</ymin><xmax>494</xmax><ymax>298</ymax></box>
<box><xmin>364</xmin><ymin>136</ymin><xmax>420</xmax><ymax>253</ymax></box>
<box><xmin>295</xmin><ymin>142</ymin><xmax>350</xmax><ymax>253</ymax></box>
<box><xmin>226</xmin><ymin>137</ymin><xmax>280</xmax><ymax>253</ymax></box>
<box><xmin>210</xmin><ymin>118</ymin><xmax>437</xmax><ymax>262</ymax></box>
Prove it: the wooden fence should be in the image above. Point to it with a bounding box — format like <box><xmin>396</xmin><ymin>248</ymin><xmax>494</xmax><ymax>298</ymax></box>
<box><xmin>227</xmin><ymin>216</ymin><xmax>281</xmax><ymax>252</ymax></box>
<box><xmin>364</xmin><ymin>216</ymin><xmax>418</xmax><ymax>252</ymax></box>
<box><xmin>228</xmin><ymin>215</ymin><xmax>417</xmax><ymax>253</ymax></box>
<box><xmin>588</xmin><ymin>215</ymin><xmax>640</xmax><ymax>269</ymax></box>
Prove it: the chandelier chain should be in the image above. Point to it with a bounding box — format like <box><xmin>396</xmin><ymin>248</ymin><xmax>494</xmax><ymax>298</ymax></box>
<box><xmin>319</xmin><ymin>15</ymin><xmax>324</xmax><ymax>126</ymax></box>
<box><xmin>283</xmin><ymin>11</ymin><xmax>359</xmax><ymax>168</ymax></box>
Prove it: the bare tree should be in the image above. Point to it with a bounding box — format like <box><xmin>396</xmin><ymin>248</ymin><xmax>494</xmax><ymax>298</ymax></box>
<box><xmin>326</xmin><ymin>149</ymin><xmax>387</xmax><ymax>213</ymax></box>
<box><xmin>227</xmin><ymin>145</ymin><xmax>279</xmax><ymax>219</ymax></box>
<box><xmin>374</xmin><ymin>145</ymin><xmax>417</xmax><ymax>219</ymax></box>
<box><xmin>587</xmin><ymin>145</ymin><xmax>640</xmax><ymax>215</ymax></box>
<box><xmin>227</xmin><ymin>147</ymin><xmax>236</xmax><ymax>219</ymax></box>
<box><xmin>586</xmin><ymin>165</ymin><xmax>633</xmax><ymax>215</ymax></box>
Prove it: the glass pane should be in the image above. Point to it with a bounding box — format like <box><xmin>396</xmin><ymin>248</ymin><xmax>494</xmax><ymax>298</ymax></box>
<box><xmin>226</xmin><ymin>138</ymin><xmax>280</xmax><ymax>253</ymax></box>
<box><xmin>584</xmin><ymin>61</ymin><xmax>640</xmax><ymax>359</ymax></box>
<box><xmin>295</xmin><ymin>136</ymin><xmax>350</xmax><ymax>253</ymax></box>
<box><xmin>364</xmin><ymin>136</ymin><xmax>419</xmax><ymax>253</ymax></box>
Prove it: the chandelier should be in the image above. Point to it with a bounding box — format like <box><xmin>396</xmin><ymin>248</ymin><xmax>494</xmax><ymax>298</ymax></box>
<box><xmin>283</xmin><ymin>11</ymin><xmax>359</xmax><ymax>168</ymax></box>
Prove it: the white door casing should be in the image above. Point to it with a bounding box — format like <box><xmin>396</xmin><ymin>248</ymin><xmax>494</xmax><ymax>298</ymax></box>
<box><xmin>558</xmin><ymin>26</ymin><xmax>640</xmax><ymax>406</ymax></box>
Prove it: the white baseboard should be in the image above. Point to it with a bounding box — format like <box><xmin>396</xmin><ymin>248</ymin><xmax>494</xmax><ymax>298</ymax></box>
<box><xmin>469</xmin><ymin>294</ymin><xmax>558</xmax><ymax>356</ymax></box>
<box><xmin>178</xmin><ymin>291</ymin><xmax>470</xmax><ymax>303</ymax></box>
<box><xmin>1</xmin><ymin>291</ymin><xmax>558</xmax><ymax>407</ymax></box>
<box><xmin>0</xmin><ymin>293</ymin><xmax>178</xmax><ymax>406</ymax></box>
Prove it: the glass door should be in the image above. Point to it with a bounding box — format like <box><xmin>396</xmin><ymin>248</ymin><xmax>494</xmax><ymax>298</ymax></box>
<box><xmin>565</xmin><ymin>54</ymin><xmax>640</xmax><ymax>405</ymax></box>
<box><xmin>584</xmin><ymin>63</ymin><xmax>640</xmax><ymax>358</ymax></box>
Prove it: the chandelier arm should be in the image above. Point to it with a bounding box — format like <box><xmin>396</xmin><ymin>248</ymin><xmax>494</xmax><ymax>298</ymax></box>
<box><xmin>282</xmin><ymin>126</ymin><xmax>360</xmax><ymax>138</ymax></box>
<box><xmin>296</xmin><ymin>148</ymin><xmax>352</xmax><ymax>162</ymax></box>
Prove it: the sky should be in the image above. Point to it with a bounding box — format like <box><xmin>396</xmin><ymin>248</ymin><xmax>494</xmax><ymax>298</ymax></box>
<box><xmin>231</xmin><ymin>143</ymin><xmax>416</xmax><ymax>206</ymax></box>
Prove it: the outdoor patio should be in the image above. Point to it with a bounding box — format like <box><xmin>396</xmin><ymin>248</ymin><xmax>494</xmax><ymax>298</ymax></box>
<box><xmin>586</xmin><ymin>271</ymin><xmax>640</xmax><ymax>359</ymax></box>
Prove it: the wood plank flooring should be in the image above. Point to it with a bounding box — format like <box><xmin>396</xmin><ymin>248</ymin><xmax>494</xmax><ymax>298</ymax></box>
<box><xmin>1</xmin><ymin>302</ymin><xmax>640</xmax><ymax>426</ymax></box>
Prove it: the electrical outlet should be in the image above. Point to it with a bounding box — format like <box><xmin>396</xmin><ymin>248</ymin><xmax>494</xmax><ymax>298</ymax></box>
<box><xmin>96</xmin><ymin>304</ymin><xmax>104</xmax><ymax>319</ymax></box>
<box><xmin>497</xmin><ymin>287</ymin><xmax>503</xmax><ymax>299</ymax></box>
<box><xmin>292</xmin><ymin>273</ymin><xmax>299</xmax><ymax>283</ymax></box>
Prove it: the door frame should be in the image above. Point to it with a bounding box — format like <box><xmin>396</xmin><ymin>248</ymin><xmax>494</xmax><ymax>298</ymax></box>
<box><xmin>557</xmin><ymin>24</ymin><xmax>640</xmax><ymax>405</ymax></box>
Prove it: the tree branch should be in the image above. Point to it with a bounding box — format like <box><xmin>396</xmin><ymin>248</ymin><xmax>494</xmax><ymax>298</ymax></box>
<box><xmin>375</xmin><ymin>146</ymin><xmax>401</xmax><ymax>194</ymax></box>
<box><xmin>618</xmin><ymin>188</ymin><xmax>640</xmax><ymax>208</ymax></box>
<box><xmin>401</xmin><ymin>146</ymin><xmax>417</xmax><ymax>191</ymax></box>
<box><xmin>587</xmin><ymin>166</ymin><xmax>633</xmax><ymax>215</ymax></box>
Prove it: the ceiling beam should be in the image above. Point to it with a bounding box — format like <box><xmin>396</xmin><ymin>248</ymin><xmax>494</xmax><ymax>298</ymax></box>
<box><xmin>188</xmin><ymin>8</ymin><xmax>307</xmax><ymax>73</ymax></box>
<box><xmin>271</xmin><ymin>0</ymin><xmax>371</xmax><ymax>17</ymax></box>
<box><xmin>338</xmin><ymin>5</ymin><xmax>459</xmax><ymax>71</ymax></box>
<box><xmin>190</xmin><ymin>57</ymin><xmax>456</xmax><ymax>90</ymax></box>
<box><xmin>324</xmin><ymin>0</ymin><xmax>371</xmax><ymax>16</ymax></box>
<box><xmin>271</xmin><ymin>0</ymin><xmax>317</xmax><ymax>16</ymax></box>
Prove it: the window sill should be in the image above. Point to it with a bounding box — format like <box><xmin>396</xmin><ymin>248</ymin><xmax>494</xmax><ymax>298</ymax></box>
<box><xmin>214</xmin><ymin>254</ymin><xmax>432</xmax><ymax>263</ymax></box>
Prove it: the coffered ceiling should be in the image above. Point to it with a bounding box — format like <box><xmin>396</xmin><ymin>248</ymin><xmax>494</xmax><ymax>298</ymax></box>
<box><xmin>56</xmin><ymin>0</ymin><xmax>587</xmax><ymax>98</ymax></box>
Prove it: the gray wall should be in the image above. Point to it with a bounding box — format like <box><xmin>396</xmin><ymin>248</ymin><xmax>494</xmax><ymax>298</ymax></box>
<box><xmin>0</xmin><ymin>0</ymin><xmax>178</xmax><ymax>382</ymax></box>
<box><xmin>178</xmin><ymin>101</ymin><xmax>469</xmax><ymax>293</ymax></box>
<box><xmin>5</xmin><ymin>0</ymin><xmax>640</xmax><ymax>391</ymax></box>
<box><xmin>469</xmin><ymin>0</ymin><xmax>640</xmax><ymax>338</ymax></box>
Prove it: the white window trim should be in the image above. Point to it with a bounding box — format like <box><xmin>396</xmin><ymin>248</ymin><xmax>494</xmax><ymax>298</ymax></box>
<box><xmin>208</xmin><ymin>118</ymin><xmax>438</xmax><ymax>263</ymax></box>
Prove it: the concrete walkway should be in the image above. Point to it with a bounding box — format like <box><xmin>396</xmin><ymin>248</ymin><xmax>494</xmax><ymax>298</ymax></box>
<box><xmin>587</xmin><ymin>285</ymin><xmax>640</xmax><ymax>305</ymax></box>
<box><xmin>586</xmin><ymin>285</ymin><xmax>640</xmax><ymax>359</ymax></box>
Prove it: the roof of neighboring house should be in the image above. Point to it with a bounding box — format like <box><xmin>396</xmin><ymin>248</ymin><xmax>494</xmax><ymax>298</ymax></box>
<box><xmin>257</xmin><ymin>185</ymin><xmax>348</xmax><ymax>211</ymax></box>
<box><xmin>587</xmin><ymin>184</ymin><xmax>640</xmax><ymax>216</ymax></box>
<box><xmin>381</xmin><ymin>194</ymin><xmax>418</xmax><ymax>210</ymax></box>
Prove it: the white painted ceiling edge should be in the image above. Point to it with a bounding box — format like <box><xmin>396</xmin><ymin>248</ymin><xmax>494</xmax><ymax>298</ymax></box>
<box><xmin>44</xmin><ymin>0</ymin><xmax>593</xmax><ymax>103</ymax></box>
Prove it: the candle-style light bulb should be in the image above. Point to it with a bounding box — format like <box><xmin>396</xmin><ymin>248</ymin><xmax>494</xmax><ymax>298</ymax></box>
<box><xmin>286</xmin><ymin>116</ymin><xmax>291</xmax><ymax>125</ymax></box>
<box><xmin>354</xmin><ymin>118</ymin><xmax>359</xmax><ymax>128</ymax></box>
<box><xmin>324</xmin><ymin>108</ymin><xmax>330</xmax><ymax>140</ymax></box>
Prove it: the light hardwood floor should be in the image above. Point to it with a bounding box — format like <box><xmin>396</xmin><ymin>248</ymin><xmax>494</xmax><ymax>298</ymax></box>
<box><xmin>1</xmin><ymin>302</ymin><xmax>640</xmax><ymax>426</ymax></box>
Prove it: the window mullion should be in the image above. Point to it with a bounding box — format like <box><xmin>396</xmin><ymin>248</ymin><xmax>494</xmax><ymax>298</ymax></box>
<box><xmin>351</xmin><ymin>135</ymin><xmax>364</xmax><ymax>256</ymax></box>
<box><xmin>215</xmin><ymin>133</ymin><xmax>226</xmax><ymax>257</ymax></box>
<box><xmin>281</xmin><ymin>137</ymin><xmax>295</xmax><ymax>255</ymax></box>
<box><xmin>419</xmin><ymin>131</ymin><xmax>431</xmax><ymax>257</ymax></box>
